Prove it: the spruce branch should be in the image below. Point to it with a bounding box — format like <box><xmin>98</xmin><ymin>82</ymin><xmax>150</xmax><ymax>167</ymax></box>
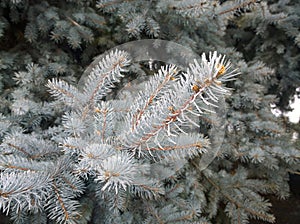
<box><xmin>217</xmin><ymin>0</ymin><xmax>259</xmax><ymax>16</ymax></box>
<box><xmin>46</xmin><ymin>79</ymin><xmax>84</xmax><ymax>107</ymax></box>
<box><xmin>0</xmin><ymin>171</ymin><xmax>51</xmax><ymax>215</ymax></box>
<box><xmin>4</xmin><ymin>46</ymin><xmax>240</xmax><ymax>223</ymax></box>
<box><xmin>96</xmin><ymin>0</ymin><xmax>134</xmax><ymax>12</ymax></box>
<box><xmin>82</xmin><ymin>49</ymin><xmax>131</xmax><ymax>103</ymax></box>
<box><xmin>1</xmin><ymin>0</ymin><xmax>298</xmax><ymax>223</ymax></box>
<box><xmin>81</xmin><ymin>49</ymin><xmax>131</xmax><ymax>117</ymax></box>
<box><xmin>46</xmin><ymin>181</ymin><xmax>81</xmax><ymax>224</ymax></box>
<box><xmin>198</xmin><ymin>165</ymin><xmax>276</xmax><ymax>223</ymax></box>
<box><xmin>120</xmin><ymin>51</ymin><xmax>238</xmax><ymax>157</ymax></box>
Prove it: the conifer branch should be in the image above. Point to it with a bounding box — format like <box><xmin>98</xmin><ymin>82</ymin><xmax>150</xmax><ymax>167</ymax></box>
<box><xmin>6</xmin><ymin>143</ymin><xmax>31</xmax><ymax>158</ymax></box>
<box><xmin>81</xmin><ymin>49</ymin><xmax>131</xmax><ymax>118</ymax></box>
<box><xmin>199</xmin><ymin>166</ymin><xmax>275</xmax><ymax>223</ymax></box>
<box><xmin>1</xmin><ymin>0</ymin><xmax>298</xmax><ymax>223</ymax></box>
<box><xmin>131</xmin><ymin>66</ymin><xmax>178</xmax><ymax>131</ymax></box>
<box><xmin>97</xmin><ymin>0</ymin><xmax>132</xmax><ymax>10</ymax></box>
<box><xmin>218</xmin><ymin>0</ymin><xmax>258</xmax><ymax>16</ymax></box>
<box><xmin>53</xmin><ymin>182</ymin><xmax>70</xmax><ymax>222</ymax></box>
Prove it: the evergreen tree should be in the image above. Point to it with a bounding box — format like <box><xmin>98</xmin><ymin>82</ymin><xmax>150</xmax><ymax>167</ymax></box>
<box><xmin>0</xmin><ymin>0</ymin><xmax>299</xmax><ymax>223</ymax></box>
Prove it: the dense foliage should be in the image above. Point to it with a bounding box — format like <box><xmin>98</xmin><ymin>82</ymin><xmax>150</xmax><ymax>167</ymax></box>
<box><xmin>0</xmin><ymin>0</ymin><xmax>299</xmax><ymax>223</ymax></box>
